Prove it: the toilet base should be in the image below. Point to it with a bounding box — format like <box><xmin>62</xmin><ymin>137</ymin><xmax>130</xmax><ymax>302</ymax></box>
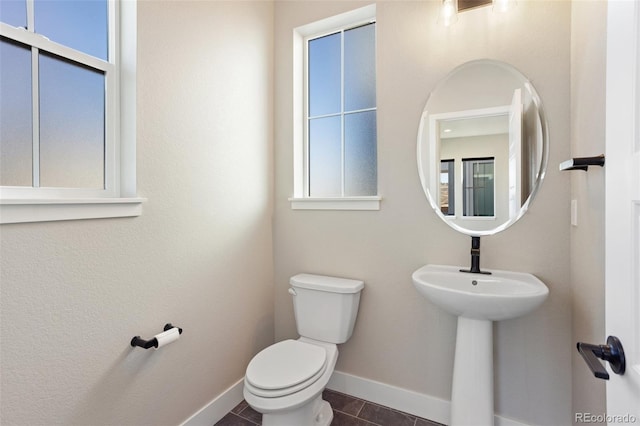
<box><xmin>261</xmin><ymin>394</ymin><xmax>333</xmax><ymax>426</ymax></box>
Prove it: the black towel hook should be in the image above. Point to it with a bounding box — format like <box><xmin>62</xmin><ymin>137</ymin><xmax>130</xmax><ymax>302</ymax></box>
<box><xmin>559</xmin><ymin>154</ymin><xmax>605</xmax><ymax>171</ymax></box>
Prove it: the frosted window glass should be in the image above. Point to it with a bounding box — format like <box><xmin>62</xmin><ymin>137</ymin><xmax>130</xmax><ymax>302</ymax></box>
<box><xmin>0</xmin><ymin>0</ymin><xmax>27</xmax><ymax>27</ymax></box>
<box><xmin>344</xmin><ymin>23</ymin><xmax>376</xmax><ymax>112</ymax></box>
<box><xmin>34</xmin><ymin>0</ymin><xmax>108</xmax><ymax>60</ymax></box>
<box><xmin>345</xmin><ymin>111</ymin><xmax>376</xmax><ymax>196</ymax></box>
<box><xmin>309</xmin><ymin>116</ymin><xmax>341</xmax><ymax>197</ymax></box>
<box><xmin>308</xmin><ymin>33</ymin><xmax>341</xmax><ymax>117</ymax></box>
<box><xmin>39</xmin><ymin>52</ymin><xmax>105</xmax><ymax>189</ymax></box>
<box><xmin>0</xmin><ymin>38</ymin><xmax>32</xmax><ymax>186</ymax></box>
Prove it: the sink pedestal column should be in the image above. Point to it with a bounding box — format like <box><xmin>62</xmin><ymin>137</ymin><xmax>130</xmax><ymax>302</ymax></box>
<box><xmin>450</xmin><ymin>317</ymin><xmax>494</xmax><ymax>426</ymax></box>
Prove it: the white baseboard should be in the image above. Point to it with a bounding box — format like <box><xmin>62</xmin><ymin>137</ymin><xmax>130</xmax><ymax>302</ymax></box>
<box><xmin>180</xmin><ymin>371</ymin><xmax>529</xmax><ymax>426</ymax></box>
<box><xmin>327</xmin><ymin>370</ymin><xmax>529</xmax><ymax>426</ymax></box>
<box><xmin>327</xmin><ymin>370</ymin><xmax>450</xmax><ymax>424</ymax></box>
<box><xmin>180</xmin><ymin>378</ymin><xmax>244</xmax><ymax>426</ymax></box>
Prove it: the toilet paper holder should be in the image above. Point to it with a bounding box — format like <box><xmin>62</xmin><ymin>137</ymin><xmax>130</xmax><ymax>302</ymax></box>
<box><xmin>131</xmin><ymin>323</ymin><xmax>183</xmax><ymax>349</ymax></box>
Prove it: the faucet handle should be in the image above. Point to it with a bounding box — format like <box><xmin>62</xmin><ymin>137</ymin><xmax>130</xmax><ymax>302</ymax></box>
<box><xmin>471</xmin><ymin>236</ymin><xmax>481</xmax><ymax>249</ymax></box>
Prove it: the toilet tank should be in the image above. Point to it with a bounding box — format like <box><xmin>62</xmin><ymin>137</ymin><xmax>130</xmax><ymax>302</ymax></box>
<box><xmin>290</xmin><ymin>273</ymin><xmax>364</xmax><ymax>344</ymax></box>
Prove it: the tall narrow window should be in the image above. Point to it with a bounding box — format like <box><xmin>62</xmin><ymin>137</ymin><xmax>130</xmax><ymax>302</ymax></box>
<box><xmin>440</xmin><ymin>159</ymin><xmax>455</xmax><ymax>215</ymax></box>
<box><xmin>307</xmin><ymin>21</ymin><xmax>377</xmax><ymax>198</ymax></box>
<box><xmin>463</xmin><ymin>158</ymin><xmax>495</xmax><ymax>217</ymax></box>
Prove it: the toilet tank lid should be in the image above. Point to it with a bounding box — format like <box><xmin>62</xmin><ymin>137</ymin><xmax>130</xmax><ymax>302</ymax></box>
<box><xmin>290</xmin><ymin>273</ymin><xmax>364</xmax><ymax>294</ymax></box>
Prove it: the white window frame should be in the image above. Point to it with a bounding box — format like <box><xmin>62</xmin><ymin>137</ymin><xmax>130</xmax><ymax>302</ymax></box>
<box><xmin>0</xmin><ymin>0</ymin><xmax>144</xmax><ymax>224</ymax></box>
<box><xmin>289</xmin><ymin>4</ymin><xmax>381</xmax><ymax>211</ymax></box>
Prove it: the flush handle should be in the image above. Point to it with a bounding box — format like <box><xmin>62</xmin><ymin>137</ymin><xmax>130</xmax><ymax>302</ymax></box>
<box><xmin>576</xmin><ymin>335</ymin><xmax>626</xmax><ymax>380</ymax></box>
<box><xmin>288</xmin><ymin>288</ymin><xmax>297</xmax><ymax>296</ymax></box>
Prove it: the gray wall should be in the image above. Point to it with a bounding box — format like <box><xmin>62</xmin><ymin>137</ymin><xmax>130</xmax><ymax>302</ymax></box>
<box><xmin>0</xmin><ymin>2</ymin><xmax>274</xmax><ymax>425</ymax></box>
<box><xmin>570</xmin><ymin>0</ymin><xmax>607</xmax><ymax>423</ymax></box>
<box><xmin>274</xmin><ymin>1</ymin><xmax>572</xmax><ymax>424</ymax></box>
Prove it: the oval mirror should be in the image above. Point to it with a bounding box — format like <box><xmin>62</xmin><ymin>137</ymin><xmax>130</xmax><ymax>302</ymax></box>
<box><xmin>417</xmin><ymin>59</ymin><xmax>549</xmax><ymax>236</ymax></box>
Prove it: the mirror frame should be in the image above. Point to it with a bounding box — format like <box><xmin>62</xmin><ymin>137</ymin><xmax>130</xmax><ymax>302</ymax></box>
<box><xmin>417</xmin><ymin>59</ymin><xmax>549</xmax><ymax>236</ymax></box>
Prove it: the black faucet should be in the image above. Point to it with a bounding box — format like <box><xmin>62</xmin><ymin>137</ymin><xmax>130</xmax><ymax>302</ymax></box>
<box><xmin>460</xmin><ymin>236</ymin><xmax>491</xmax><ymax>275</ymax></box>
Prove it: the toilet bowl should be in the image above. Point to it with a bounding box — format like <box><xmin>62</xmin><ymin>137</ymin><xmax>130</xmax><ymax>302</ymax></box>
<box><xmin>243</xmin><ymin>274</ymin><xmax>364</xmax><ymax>426</ymax></box>
<box><xmin>244</xmin><ymin>338</ymin><xmax>337</xmax><ymax>426</ymax></box>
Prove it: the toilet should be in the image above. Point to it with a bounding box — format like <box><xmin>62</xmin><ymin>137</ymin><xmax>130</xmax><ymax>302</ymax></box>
<box><xmin>243</xmin><ymin>273</ymin><xmax>364</xmax><ymax>426</ymax></box>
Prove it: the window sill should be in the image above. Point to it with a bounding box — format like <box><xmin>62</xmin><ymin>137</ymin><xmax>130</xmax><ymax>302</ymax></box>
<box><xmin>0</xmin><ymin>197</ymin><xmax>146</xmax><ymax>224</ymax></box>
<box><xmin>455</xmin><ymin>216</ymin><xmax>496</xmax><ymax>221</ymax></box>
<box><xmin>289</xmin><ymin>196</ymin><xmax>381</xmax><ymax>211</ymax></box>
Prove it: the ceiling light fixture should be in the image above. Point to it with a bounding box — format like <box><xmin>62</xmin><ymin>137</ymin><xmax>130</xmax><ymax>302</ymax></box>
<box><xmin>439</xmin><ymin>0</ymin><xmax>458</xmax><ymax>27</ymax></box>
<box><xmin>440</xmin><ymin>0</ymin><xmax>515</xmax><ymax>26</ymax></box>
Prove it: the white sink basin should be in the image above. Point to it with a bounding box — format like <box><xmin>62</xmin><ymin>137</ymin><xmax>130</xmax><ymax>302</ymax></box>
<box><xmin>412</xmin><ymin>264</ymin><xmax>549</xmax><ymax>321</ymax></box>
<box><xmin>412</xmin><ymin>264</ymin><xmax>549</xmax><ymax>425</ymax></box>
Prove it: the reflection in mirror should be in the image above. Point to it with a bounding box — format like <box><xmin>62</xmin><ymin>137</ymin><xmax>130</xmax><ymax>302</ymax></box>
<box><xmin>417</xmin><ymin>59</ymin><xmax>548</xmax><ymax>236</ymax></box>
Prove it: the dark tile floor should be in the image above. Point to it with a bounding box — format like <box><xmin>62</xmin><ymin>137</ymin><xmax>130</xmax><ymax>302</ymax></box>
<box><xmin>215</xmin><ymin>389</ymin><xmax>445</xmax><ymax>426</ymax></box>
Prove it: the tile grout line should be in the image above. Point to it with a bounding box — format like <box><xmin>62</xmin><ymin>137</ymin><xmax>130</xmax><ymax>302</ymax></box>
<box><xmin>367</xmin><ymin>399</ymin><xmax>418</xmax><ymax>419</ymax></box>
<box><xmin>236</xmin><ymin>406</ymin><xmax>260</xmax><ymax>425</ymax></box>
<box><xmin>361</xmin><ymin>398</ymin><xmax>427</xmax><ymax>425</ymax></box>
<box><xmin>355</xmin><ymin>399</ymin><xmax>365</xmax><ymax>418</ymax></box>
<box><xmin>334</xmin><ymin>408</ymin><xmax>378</xmax><ymax>426</ymax></box>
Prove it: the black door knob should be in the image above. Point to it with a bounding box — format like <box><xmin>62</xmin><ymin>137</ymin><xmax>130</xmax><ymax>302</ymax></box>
<box><xmin>577</xmin><ymin>335</ymin><xmax>626</xmax><ymax>380</ymax></box>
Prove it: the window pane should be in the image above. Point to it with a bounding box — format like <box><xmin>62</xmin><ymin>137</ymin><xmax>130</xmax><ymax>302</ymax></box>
<box><xmin>0</xmin><ymin>37</ymin><xmax>32</xmax><ymax>186</ymax></box>
<box><xmin>463</xmin><ymin>159</ymin><xmax>495</xmax><ymax>216</ymax></box>
<box><xmin>39</xmin><ymin>52</ymin><xmax>105</xmax><ymax>189</ymax></box>
<box><xmin>0</xmin><ymin>0</ymin><xmax>27</xmax><ymax>27</ymax></box>
<box><xmin>344</xmin><ymin>23</ymin><xmax>376</xmax><ymax>112</ymax></box>
<box><xmin>344</xmin><ymin>111</ymin><xmax>376</xmax><ymax>196</ymax></box>
<box><xmin>308</xmin><ymin>33</ymin><xmax>341</xmax><ymax>117</ymax></box>
<box><xmin>440</xmin><ymin>160</ymin><xmax>454</xmax><ymax>215</ymax></box>
<box><xmin>34</xmin><ymin>0</ymin><xmax>108</xmax><ymax>60</ymax></box>
<box><xmin>309</xmin><ymin>116</ymin><xmax>341</xmax><ymax>197</ymax></box>
<box><xmin>474</xmin><ymin>161</ymin><xmax>494</xmax><ymax>216</ymax></box>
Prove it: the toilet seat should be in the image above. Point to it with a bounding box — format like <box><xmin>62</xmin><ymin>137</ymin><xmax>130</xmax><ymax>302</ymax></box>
<box><xmin>245</xmin><ymin>339</ymin><xmax>327</xmax><ymax>398</ymax></box>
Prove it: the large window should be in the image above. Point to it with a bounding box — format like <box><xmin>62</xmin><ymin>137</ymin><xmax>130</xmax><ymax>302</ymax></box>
<box><xmin>291</xmin><ymin>5</ymin><xmax>380</xmax><ymax>210</ymax></box>
<box><xmin>0</xmin><ymin>0</ymin><xmax>141</xmax><ymax>223</ymax></box>
<box><xmin>308</xmin><ymin>22</ymin><xmax>377</xmax><ymax>197</ymax></box>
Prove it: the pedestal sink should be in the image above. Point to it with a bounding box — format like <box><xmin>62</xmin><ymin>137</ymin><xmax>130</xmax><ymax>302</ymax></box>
<box><xmin>412</xmin><ymin>264</ymin><xmax>549</xmax><ymax>426</ymax></box>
